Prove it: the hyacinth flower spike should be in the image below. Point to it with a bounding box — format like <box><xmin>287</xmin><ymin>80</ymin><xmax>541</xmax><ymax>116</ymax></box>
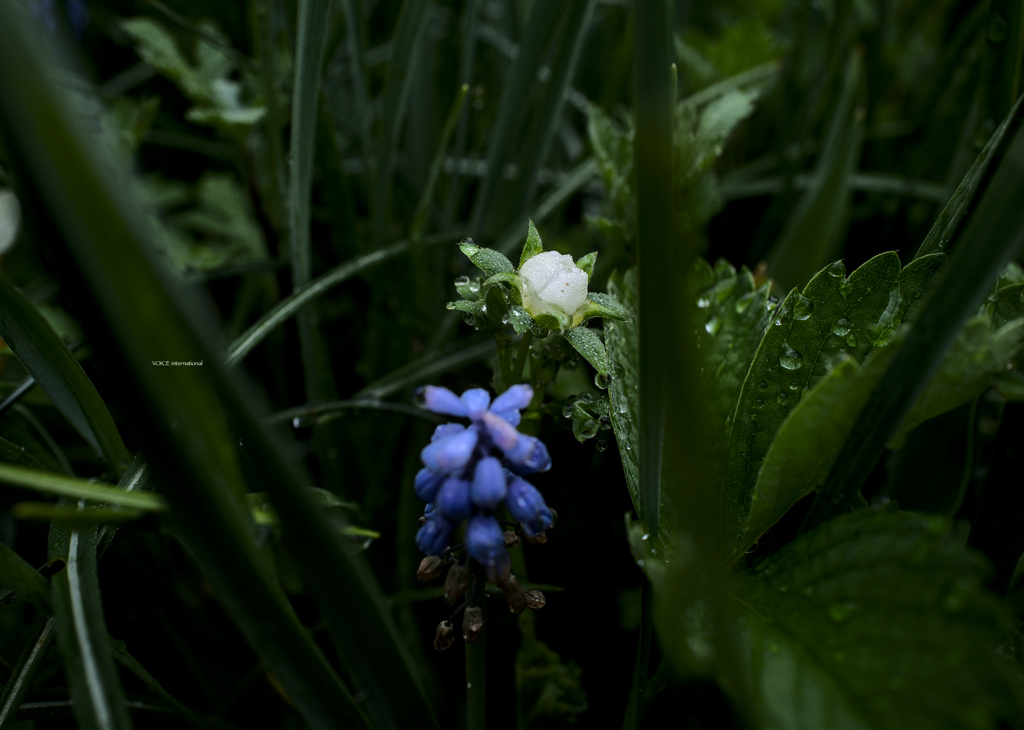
<box><xmin>412</xmin><ymin>384</ymin><xmax>555</xmax><ymax>648</ymax></box>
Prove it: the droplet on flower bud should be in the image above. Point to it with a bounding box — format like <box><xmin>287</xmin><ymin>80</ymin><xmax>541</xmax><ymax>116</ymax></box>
<box><xmin>434</xmin><ymin>621</ymin><xmax>455</xmax><ymax>651</ymax></box>
<box><xmin>417</xmin><ymin>556</ymin><xmax>445</xmax><ymax>582</ymax></box>
<box><xmin>463</xmin><ymin>606</ymin><xmax>484</xmax><ymax>643</ymax></box>
<box><xmin>524</xmin><ymin>590</ymin><xmax>546</xmax><ymax>610</ymax></box>
<box><xmin>445</xmin><ymin>563</ymin><xmax>469</xmax><ymax>602</ymax></box>
<box><xmin>503</xmin><ymin>575</ymin><xmax>527</xmax><ymax>614</ymax></box>
<box><xmin>504</xmin><ymin>530</ymin><xmax>520</xmax><ymax>549</ymax></box>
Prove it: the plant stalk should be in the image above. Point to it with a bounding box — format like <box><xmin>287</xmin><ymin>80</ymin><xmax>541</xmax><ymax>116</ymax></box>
<box><xmin>465</xmin><ymin>563</ymin><xmax>487</xmax><ymax>729</ymax></box>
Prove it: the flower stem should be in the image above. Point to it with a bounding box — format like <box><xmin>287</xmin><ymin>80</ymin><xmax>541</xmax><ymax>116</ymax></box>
<box><xmin>509</xmin><ymin>331</ymin><xmax>533</xmax><ymax>385</ymax></box>
<box><xmin>465</xmin><ymin>563</ymin><xmax>487</xmax><ymax>729</ymax></box>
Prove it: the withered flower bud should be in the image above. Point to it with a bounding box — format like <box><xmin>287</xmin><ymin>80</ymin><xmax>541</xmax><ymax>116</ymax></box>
<box><xmin>463</xmin><ymin>606</ymin><xmax>484</xmax><ymax>644</ymax></box>
<box><xmin>524</xmin><ymin>590</ymin><xmax>546</xmax><ymax>610</ymax></box>
<box><xmin>548</xmin><ymin>508</ymin><xmax>558</xmax><ymax>527</ymax></box>
<box><xmin>502</xmin><ymin>575</ymin><xmax>526</xmax><ymax>614</ymax></box>
<box><xmin>417</xmin><ymin>555</ymin><xmax>445</xmax><ymax>581</ymax></box>
<box><xmin>434</xmin><ymin>621</ymin><xmax>455</xmax><ymax>651</ymax></box>
<box><xmin>418</xmin><ymin>515</ymin><xmax>427</xmax><ymax>527</ymax></box>
<box><xmin>523</xmin><ymin>530</ymin><xmax>547</xmax><ymax>545</ymax></box>
<box><xmin>503</xmin><ymin>530</ymin><xmax>520</xmax><ymax>549</ymax></box>
<box><xmin>444</xmin><ymin>562</ymin><xmax>469</xmax><ymax>602</ymax></box>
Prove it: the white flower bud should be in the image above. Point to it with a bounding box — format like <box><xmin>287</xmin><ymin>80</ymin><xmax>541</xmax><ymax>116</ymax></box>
<box><xmin>519</xmin><ymin>251</ymin><xmax>588</xmax><ymax>321</ymax></box>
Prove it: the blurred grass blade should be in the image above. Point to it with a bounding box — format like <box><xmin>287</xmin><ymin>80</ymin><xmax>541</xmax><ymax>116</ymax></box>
<box><xmin>225</xmin><ymin>230</ymin><xmax>462</xmax><ymax>366</ymax></box>
<box><xmin>354</xmin><ymin>338</ymin><xmax>492</xmax><ymax>400</ymax></box>
<box><xmin>0</xmin><ymin>277</ymin><xmax>129</xmax><ymax>474</ymax></box>
<box><xmin>13</xmin><ymin>502</ymin><xmax>144</xmax><ymax>525</ymax></box>
<box><xmin>338</xmin><ymin>0</ymin><xmax>373</xmax><ymax>162</ymax></box>
<box><xmin>468</xmin><ymin>1</ymin><xmax>564</xmax><ymax>238</ymax></box>
<box><xmin>0</xmin><ymin>540</ymin><xmax>52</xmax><ymax>611</ymax></box>
<box><xmin>497</xmin><ymin>1</ymin><xmax>596</xmax><ymax>230</ymax></box>
<box><xmin>766</xmin><ymin>49</ymin><xmax>863</xmax><ymax>289</ymax></box>
<box><xmin>289</xmin><ymin>0</ymin><xmax>338</xmax><ymax>409</ymax></box>
<box><xmin>411</xmin><ymin>84</ymin><xmax>469</xmax><ymax>241</ymax></box>
<box><xmin>802</xmin><ymin>120</ymin><xmax>1024</xmax><ymax>532</ymax></box>
<box><xmin>916</xmin><ymin>94</ymin><xmax>1024</xmax><ymax>258</ymax></box>
<box><xmin>97</xmin><ymin>454</ymin><xmax>150</xmax><ymax>560</ymax></box>
<box><xmin>0</xmin><ymin>463</ymin><xmax>165</xmax><ymax>511</ymax></box>
<box><xmin>372</xmin><ymin>0</ymin><xmax>431</xmax><ymax>246</ymax></box>
<box><xmin>48</xmin><ymin>515</ymin><xmax>132</xmax><ymax>730</ymax></box>
<box><xmin>0</xmin><ymin>7</ymin><xmax>387</xmax><ymax>728</ymax></box>
<box><xmin>0</xmin><ymin>617</ymin><xmax>56</xmax><ymax>730</ymax></box>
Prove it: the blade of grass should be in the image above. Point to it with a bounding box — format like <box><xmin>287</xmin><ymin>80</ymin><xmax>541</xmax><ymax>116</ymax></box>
<box><xmin>915</xmin><ymin>94</ymin><xmax>1024</xmax><ymax>258</ymax></box>
<box><xmin>801</xmin><ymin>116</ymin><xmax>1024</xmax><ymax>532</ymax></box>
<box><xmin>626</xmin><ymin>2</ymin><xmax>674</xmax><ymax>725</ymax></box>
<box><xmin>48</xmin><ymin>511</ymin><xmax>132</xmax><ymax>730</ymax></box>
<box><xmin>495</xmin><ymin>1</ymin><xmax>596</xmax><ymax>231</ymax></box>
<box><xmin>468</xmin><ymin>1</ymin><xmax>565</xmax><ymax>238</ymax></box>
<box><xmin>0</xmin><ymin>463</ymin><xmax>165</xmax><ymax>511</ymax></box>
<box><xmin>337</xmin><ymin>0</ymin><xmax>374</xmax><ymax>166</ymax></box>
<box><xmin>0</xmin><ymin>276</ymin><xmax>130</xmax><ymax>474</ymax></box>
<box><xmin>443</xmin><ymin>0</ymin><xmax>479</xmax><ymax>225</ymax></box>
<box><xmin>372</xmin><ymin>0</ymin><xmax>431</xmax><ymax>246</ymax></box>
<box><xmin>0</xmin><ymin>617</ymin><xmax>56</xmax><ymax>730</ymax></box>
<box><xmin>0</xmin><ymin>540</ymin><xmax>52</xmax><ymax>611</ymax></box>
<box><xmin>0</xmin><ymin>8</ymin><xmax>381</xmax><ymax>728</ymax></box>
<box><xmin>410</xmin><ymin>84</ymin><xmax>469</xmax><ymax>241</ymax></box>
<box><xmin>225</xmin><ymin>230</ymin><xmax>463</xmax><ymax>366</ymax></box>
<box><xmin>13</xmin><ymin>503</ymin><xmax>144</xmax><ymax>524</ymax></box>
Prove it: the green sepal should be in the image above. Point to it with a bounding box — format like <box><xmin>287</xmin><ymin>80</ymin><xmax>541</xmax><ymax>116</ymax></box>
<box><xmin>506</xmin><ymin>305</ymin><xmax>534</xmax><ymax>335</ymax></box>
<box><xmin>576</xmin><ymin>252</ymin><xmax>598</xmax><ymax>281</ymax></box>
<box><xmin>563</xmin><ymin>326</ymin><xmax>610</xmax><ymax>375</ymax></box>
<box><xmin>483</xmin><ymin>285</ymin><xmax>509</xmax><ymax>329</ymax></box>
<box><xmin>519</xmin><ymin>220</ymin><xmax>544</xmax><ymax>268</ymax></box>
<box><xmin>570</xmin><ymin>393</ymin><xmax>610</xmax><ymax>443</ymax></box>
<box><xmin>446</xmin><ymin>300</ymin><xmax>481</xmax><ymax>315</ymax></box>
<box><xmin>459</xmin><ymin>239</ymin><xmax>514</xmax><ymax>277</ymax></box>
<box><xmin>571</xmin><ymin>292</ymin><xmax>630</xmax><ymax>326</ymax></box>
<box><xmin>454</xmin><ymin>276</ymin><xmax>481</xmax><ymax>300</ymax></box>
<box><xmin>482</xmin><ymin>271</ymin><xmax>523</xmax><ymax>304</ymax></box>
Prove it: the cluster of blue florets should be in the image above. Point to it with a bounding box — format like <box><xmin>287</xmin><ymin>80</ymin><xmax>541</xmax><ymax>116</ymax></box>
<box><xmin>414</xmin><ymin>384</ymin><xmax>555</xmax><ymax>583</ymax></box>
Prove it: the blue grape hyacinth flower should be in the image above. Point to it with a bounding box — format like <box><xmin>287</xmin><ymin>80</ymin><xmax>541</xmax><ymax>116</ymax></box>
<box><xmin>413</xmin><ymin>384</ymin><xmax>555</xmax><ymax>585</ymax></box>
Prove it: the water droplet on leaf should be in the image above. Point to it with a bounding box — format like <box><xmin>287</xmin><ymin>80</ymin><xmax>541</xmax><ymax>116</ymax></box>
<box><xmin>704</xmin><ymin>315</ymin><xmax>721</xmax><ymax>336</ymax></box>
<box><xmin>831</xmin><ymin>317</ymin><xmax>852</xmax><ymax>336</ymax></box>
<box><xmin>779</xmin><ymin>343</ymin><xmax>803</xmax><ymax>370</ymax></box>
<box><xmin>794</xmin><ymin>294</ymin><xmax>814</xmax><ymax>320</ymax></box>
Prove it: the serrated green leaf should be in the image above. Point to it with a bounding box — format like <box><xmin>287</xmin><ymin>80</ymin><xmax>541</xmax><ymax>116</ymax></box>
<box><xmin>120</xmin><ymin>18</ymin><xmax>206</xmax><ymax>101</ymax></box>
<box><xmin>459</xmin><ymin>240</ymin><xmax>515</xmax><ymax>277</ymax></box>
<box><xmin>987</xmin><ymin>282</ymin><xmax>1024</xmax><ymax>327</ymax></box>
<box><xmin>675</xmin><ymin>85</ymin><xmax>762</xmax><ymax>183</ymax></box>
<box><xmin>519</xmin><ymin>220</ymin><xmax>544</xmax><ymax>268</ymax></box>
<box><xmin>735</xmin><ymin>510</ymin><xmax>1018</xmax><ymax>730</ymax></box>
<box><xmin>482</xmin><ymin>271</ymin><xmax>522</xmax><ymax>292</ymax></box>
<box><xmin>0</xmin><ymin>541</ymin><xmax>51</xmax><ymax>611</ymax></box>
<box><xmin>690</xmin><ymin>259</ymin><xmax>772</xmax><ymax>460</ymax></box>
<box><xmin>563</xmin><ymin>326</ymin><xmax>610</xmax><ymax>376</ymax></box>
<box><xmin>722</xmin><ymin>253</ymin><xmax>944</xmax><ymax>553</ymax></box>
<box><xmin>576</xmin><ymin>252</ymin><xmax>598</xmax><ymax>280</ymax></box>
<box><xmin>893</xmin><ymin>316</ymin><xmax>1024</xmax><ymax>444</ymax></box>
<box><xmin>606</xmin><ymin>270</ymin><xmax>640</xmax><ymax>514</ymax></box>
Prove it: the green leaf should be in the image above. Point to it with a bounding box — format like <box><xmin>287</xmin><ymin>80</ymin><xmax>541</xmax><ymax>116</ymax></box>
<box><xmin>722</xmin><ymin>253</ymin><xmax>944</xmax><ymax>554</ymax></box>
<box><xmin>0</xmin><ymin>463</ymin><xmax>166</xmax><ymax>511</ymax></box>
<box><xmin>674</xmin><ymin>85</ymin><xmax>764</xmax><ymax>184</ymax></box>
<box><xmin>446</xmin><ymin>299</ymin><xmax>481</xmax><ymax>315</ymax></box>
<box><xmin>120</xmin><ymin>17</ymin><xmax>206</xmax><ymax>101</ymax></box>
<box><xmin>0</xmin><ymin>277</ymin><xmax>130</xmax><ymax>474</ymax></box>
<box><xmin>690</xmin><ymin>259</ymin><xmax>771</xmax><ymax>465</ymax></box>
<box><xmin>575</xmin><ymin>252</ymin><xmax>598</xmax><ymax>280</ymax></box>
<box><xmin>606</xmin><ymin>269</ymin><xmax>640</xmax><ymax>515</ymax></box>
<box><xmin>519</xmin><ymin>220</ymin><xmax>544</xmax><ymax>268</ymax></box>
<box><xmin>482</xmin><ymin>271</ymin><xmax>522</xmax><ymax>294</ymax></box>
<box><xmin>459</xmin><ymin>240</ymin><xmax>515</xmax><ymax>277</ymax></box>
<box><xmin>48</xmin><ymin>517</ymin><xmax>132</xmax><ymax>730</ymax></box>
<box><xmin>563</xmin><ymin>327</ymin><xmax>610</xmax><ymax>375</ymax></box>
<box><xmin>735</xmin><ymin>510</ymin><xmax>1019</xmax><ymax>730</ymax></box>
<box><xmin>0</xmin><ymin>541</ymin><xmax>51</xmax><ymax>611</ymax></box>
<box><xmin>894</xmin><ymin>315</ymin><xmax>1024</xmax><ymax>444</ymax></box>
<box><xmin>738</xmin><ymin>348</ymin><xmax>898</xmax><ymax>562</ymax></box>
<box><xmin>0</xmin><ymin>617</ymin><xmax>56</xmax><ymax>727</ymax></box>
